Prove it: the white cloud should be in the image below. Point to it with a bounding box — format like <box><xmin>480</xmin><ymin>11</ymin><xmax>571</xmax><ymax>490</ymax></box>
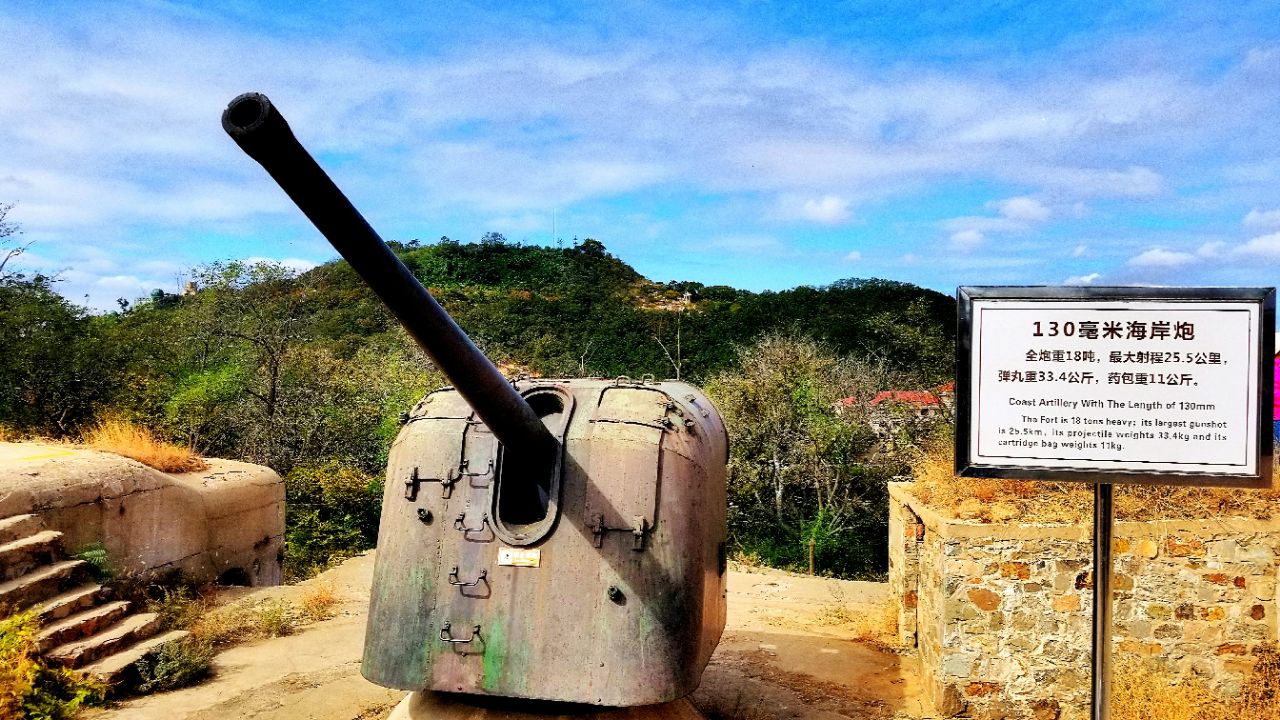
<box><xmin>943</xmin><ymin>216</ymin><xmax>1021</xmax><ymax>234</ymax></box>
<box><xmin>800</xmin><ymin>195</ymin><xmax>852</xmax><ymax>224</ymax></box>
<box><xmin>942</xmin><ymin>196</ymin><xmax>1051</xmax><ymax>248</ymax></box>
<box><xmin>242</xmin><ymin>256</ymin><xmax>320</xmax><ymax>274</ymax></box>
<box><xmin>1232</xmin><ymin>232</ymin><xmax>1280</xmax><ymax>258</ymax></box>
<box><xmin>1064</xmin><ymin>272</ymin><xmax>1102</xmax><ymax>286</ymax></box>
<box><xmin>1244</xmin><ymin>208</ymin><xmax>1280</xmax><ymax>228</ymax></box>
<box><xmin>993</xmin><ymin>196</ymin><xmax>1050</xmax><ymax>222</ymax></box>
<box><xmin>1031</xmin><ymin>166</ymin><xmax>1163</xmax><ymax>198</ymax></box>
<box><xmin>949</xmin><ymin>230</ymin><xmax>985</xmax><ymax>250</ymax></box>
<box><xmin>1128</xmin><ymin>248</ymin><xmax>1196</xmax><ymax>267</ymax></box>
<box><xmin>1196</xmin><ymin>241</ymin><xmax>1225</xmax><ymax>257</ymax></box>
<box><xmin>1071</xmin><ymin>244</ymin><xmax>1088</xmax><ymax>257</ymax></box>
<box><xmin>769</xmin><ymin>193</ymin><xmax>854</xmax><ymax>225</ymax></box>
<box><xmin>844</xmin><ymin>250</ymin><xmax>862</xmax><ymax>262</ymax></box>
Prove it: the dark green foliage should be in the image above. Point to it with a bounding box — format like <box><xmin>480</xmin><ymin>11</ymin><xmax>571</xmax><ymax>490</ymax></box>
<box><xmin>133</xmin><ymin>637</ymin><xmax>214</xmax><ymax>693</ymax></box>
<box><xmin>72</xmin><ymin>543</ymin><xmax>112</xmax><ymax>583</ymax></box>
<box><xmin>2</xmin><ymin>227</ymin><xmax>953</xmax><ymax>581</ymax></box>
<box><xmin>0</xmin><ymin>276</ymin><xmax>117</xmax><ymax>435</ymax></box>
<box><xmin>707</xmin><ymin>334</ymin><xmax>939</xmax><ymax>579</ymax></box>
<box><xmin>283</xmin><ymin>460</ymin><xmax>383</xmax><ymax>580</ymax></box>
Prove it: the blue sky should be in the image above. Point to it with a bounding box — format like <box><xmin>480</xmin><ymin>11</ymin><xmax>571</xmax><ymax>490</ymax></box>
<box><xmin>4</xmin><ymin>0</ymin><xmax>1280</xmax><ymax>310</ymax></box>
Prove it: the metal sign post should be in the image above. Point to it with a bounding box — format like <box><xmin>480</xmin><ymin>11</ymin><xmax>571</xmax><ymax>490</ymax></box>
<box><xmin>955</xmin><ymin>286</ymin><xmax>1274</xmax><ymax>720</ymax></box>
<box><xmin>1091</xmin><ymin>482</ymin><xmax>1113</xmax><ymax>720</ymax></box>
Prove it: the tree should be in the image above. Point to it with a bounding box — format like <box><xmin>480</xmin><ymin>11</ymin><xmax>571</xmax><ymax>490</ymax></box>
<box><xmin>705</xmin><ymin>333</ymin><xmax>928</xmax><ymax>577</ymax></box>
<box><xmin>0</xmin><ymin>276</ymin><xmax>115</xmax><ymax>434</ymax></box>
<box><xmin>0</xmin><ymin>203</ymin><xmax>30</xmax><ymax>282</ymax></box>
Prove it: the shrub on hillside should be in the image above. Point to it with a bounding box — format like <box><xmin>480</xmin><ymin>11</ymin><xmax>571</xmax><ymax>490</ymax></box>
<box><xmin>283</xmin><ymin>460</ymin><xmax>382</xmax><ymax>580</ymax></box>
<box><xmin>706</xmin><ymin>333</ymin><xmax>937</xmax><ymax>579</ymax></box>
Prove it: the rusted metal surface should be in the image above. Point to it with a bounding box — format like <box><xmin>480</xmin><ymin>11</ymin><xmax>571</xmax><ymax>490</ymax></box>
<box><xmin>365</xmin><ymin>378</ymin><xmax>727</xmax><ymax>705</ymax></box>
<box><xmin>221</xmin><ymin>92</ymin><xmax>729</xmax><ymax>706</ymax></box>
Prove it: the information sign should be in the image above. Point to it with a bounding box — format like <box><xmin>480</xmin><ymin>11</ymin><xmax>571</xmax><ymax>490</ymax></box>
<box><xmin>956</xmin><ymin>287</ymin><xmax>1274</xmax><ymax>487</ymax></box>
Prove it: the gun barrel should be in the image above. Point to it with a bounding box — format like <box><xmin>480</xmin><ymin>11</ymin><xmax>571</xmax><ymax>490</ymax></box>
<box><xmin>221</xmin><ymin>92</ymin><xmax>554</xmax><ymax>461</ymax></box>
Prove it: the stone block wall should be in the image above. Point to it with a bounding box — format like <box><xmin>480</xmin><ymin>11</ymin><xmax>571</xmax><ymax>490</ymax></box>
<box><xmin>888</xmin><ymin>483</ymin><xmax>1280</xmax><ymax>720</ymax></box>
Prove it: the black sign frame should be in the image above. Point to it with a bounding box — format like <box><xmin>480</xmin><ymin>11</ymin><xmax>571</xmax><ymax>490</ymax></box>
<box><xmin>956</xmin><ymin>286</ymin><xmax>1275</xmax><ymax>488</ymax></box>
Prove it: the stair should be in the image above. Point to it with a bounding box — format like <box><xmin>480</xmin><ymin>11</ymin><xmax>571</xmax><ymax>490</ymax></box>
<box><xmin>35</xmin><ymin>584</ymin><xmax>105</xmax><ymax>624</ymax></box>
<box><xmin>37</xmin><ymin>600</ymin><xmax>132</xmax><ymax>653</ymax></box>
<box><xmin>82</xmin><ymin>629</ymin><xmax>192</xmax><ymax>684</ymax></box>
<box><xmin>1</xmin><ymin>530</ymin><xmax>64</xmax><ymax>580</ymax></box>
<box><xmin>0</xmin><ymin>514</ymin><xmax>43</xmax><ymax>544</ymax></box>
<box><xmin>0</xmin><ymin>513</ymin><xmax>189</xmax><ymax>691</ymax></box>
<box><xmin>46</xmin><ymin>612</ymin><xmax>164</xmax><ymax>668</ymax></box>
<box><xmin>0</xmin><ymin>559</ymin><xmax>87</xmax><ymax>610</ymax></box>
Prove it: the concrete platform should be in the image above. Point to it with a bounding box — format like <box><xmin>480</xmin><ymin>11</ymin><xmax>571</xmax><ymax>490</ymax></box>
<box><xmin>0</xmin><ymin>442</ymin><xmax>284</xmax><ymax>585</ymax></box>
<box><xmin>388</xmin><ymin>692</ymin><xmax>705</xmax><ymax>720</ymax></box>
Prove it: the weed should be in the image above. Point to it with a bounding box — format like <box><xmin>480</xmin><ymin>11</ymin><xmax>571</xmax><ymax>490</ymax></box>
<box><xmin>728</xmin><ymin>550</ymin><xmax>767</xmax><ymax>572</ymax></box>
<box><xmin>1112</xmin><ymin>664</ymin><xmax>1225</xmax><ymax>720</ymax></box>
<box><xmin>188</xmin><ymin>596</ymin><xmax>296</xmax><ymax>646</ymax></box>
<box><xmin>134</xmin><ymin>636</ymin><xmax>214</xmax><ymax>693</ymax></box>
<box><xmin>253</xmin><ymin>599</ymin><xmax>294</xmax><ymax>638</ymax></box>
<box><xmin>814</xmin><ymin>589</ymin><xmax>898</xmax><ymax>651</ymax></box>
<box><xmin>83</xmin><ymin>418</ymin><xmax>207</xmax><ymax>473</ymax></box>
<box><xmin>0</xmin><ymin>610</ymin><xmax>106</xmax><ymax>719</ymax></box>
<box><xmin>145</xmin><ymin>586</ymin><xmax>206</xmax><ymax>632</ymax></box>
<box><xmin>1236</xmin><ymin>643</ymin><xmax>1280</xmax><ymax>720</ymax></box>
<box><xmin>72</xmin><ymin>543</ymin><xmax>112</xmax><ymax>583</ymax></box>
<box><xmin>298</xmin><ymin>582</ymin><xmax>338</xmax><ymax>623</ymax></box>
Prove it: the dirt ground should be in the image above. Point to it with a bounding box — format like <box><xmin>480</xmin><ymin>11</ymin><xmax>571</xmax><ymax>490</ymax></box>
<box><xmin>88</xmin><ymin>555</ymin><xmax>926</xmax><ymax>720</ymax></box>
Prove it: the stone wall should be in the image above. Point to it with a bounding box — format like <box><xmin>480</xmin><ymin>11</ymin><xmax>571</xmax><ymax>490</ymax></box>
<box><xmin>0</xmin><ymin>443</ymin><xmax>285</xmax><ymax>585</ymax></box>
<box><xmin>888</xmin><ymin>482</ymin><xmax>1280</xmax><ymax>720</ymax></box>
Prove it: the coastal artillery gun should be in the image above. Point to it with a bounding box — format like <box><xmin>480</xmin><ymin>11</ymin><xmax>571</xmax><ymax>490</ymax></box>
<box><xmin>221</xmin><ymin>93</ymin><xmax>728</xmax><ymax>707</ymax></box>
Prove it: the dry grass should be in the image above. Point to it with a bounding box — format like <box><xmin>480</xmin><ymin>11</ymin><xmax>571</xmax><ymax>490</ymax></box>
<box><xmin>816</xmin><ymin>591</ymin><xmax>898</xmax><ymax>651</ymax></box>
<box><xmin>189</xmin><ymin>597</ymin><xmax>296</xmax><ymax>646</ymax></box>
<box><xmin>298</xmin><ymin>582</ymin><xmax>339</xmax><ymax>622</ymax></box>
<box><xmin>728</xmin><ymin>550</ymin><xmax>769</xmax><ymax>573</ymax></box>
<box><xmin>1112</xmin><ymin>647</ymin><xmax>1280</xmax><ymax>720</ymax></box>
<box><xmin>83</xmin><ymin>418</ymin><xmax>208</xmax><ymax>473</ymax></box>
<box><xmin>1112</xmin><ymin>666</ymin><xmax>1225</xmax><ymax>720</ymax></box>
<box><xmin>0</xmin><ymin>424</ymin><xmax>19</xmax><ymax>443</ymax></box>
<box><xmin>909</xmin><ymin>443</ymin><xmax>1280</xmax><ymax>524</ymax></box>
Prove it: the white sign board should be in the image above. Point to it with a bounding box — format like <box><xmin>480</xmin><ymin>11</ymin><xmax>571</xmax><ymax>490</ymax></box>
<box><xmin>957</xmin><ymin>288</ymin><xmax>1273</xmax><ymax>487</ymax></box>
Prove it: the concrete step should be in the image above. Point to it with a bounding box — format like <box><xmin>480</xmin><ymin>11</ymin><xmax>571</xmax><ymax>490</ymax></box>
<box><xmin>0</xmin><ymin>514</ymin><xmax>43</xmax><ymax>545</ymax></box>
<box><xmin>36</xmin><ymin>601</ymin><xmax>131</xmax><ymax>653</ymax></box>
<box><xmin>46</xmin><ymin>612</ymin><xmax>163</xmax><ymax>669</ymax></box>
<box><xmin>0</xmin><ymin>530</ymin><xmax>64</xmax><ymax>581</ymax></box>
<box><xmin>0</xmin><ymin>559</ymin><xmax>86</xmax><ymax>612</ymax></box>
<box><xmin>35</xmin><ymin>584</ymin><xmax>105</xmax><ymax>624</ymax></box>
<box><xmin>81</xmin><ymin>629</ymin><xmax>192</xmax><ymax>686</ymax></box>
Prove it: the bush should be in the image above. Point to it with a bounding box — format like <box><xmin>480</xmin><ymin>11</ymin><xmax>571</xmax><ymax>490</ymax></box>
<box><xmin>283</xmin><ymin>460</ymin><xmax>382</xmax><ymax>580</ymax></box>
<box><xmin>0</xmin><ymin>611</ymin><xmax>105</xmax><ymax>719</ymax></box>
<box><xmin>707</xmin><ymin>333</ymin><xmax>929</xmax><ymax>578</ymax></box>
<box><xmin>134</xmin><ymin>637</ymin><xmax>214</xmax><ymax>693</ymax></box>
<box><xmin>145</xmin><ymin>586</ymin><xmax>206</xmax><ymax>632</ymax></box>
